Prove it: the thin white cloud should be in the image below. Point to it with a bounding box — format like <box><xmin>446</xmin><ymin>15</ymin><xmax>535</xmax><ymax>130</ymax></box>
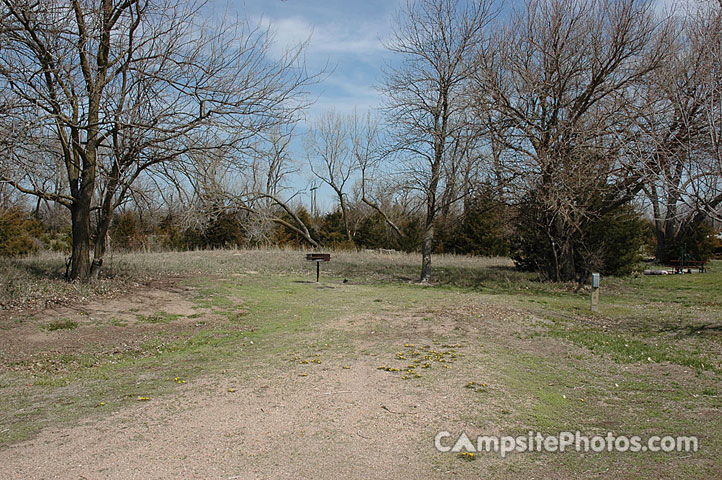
<box><xmin>321</xmin><ymin>75</ymin><xmax>379</xmax><ymax>97</ymax></box>
<box><xmin>259</xmin><ymin>16</ymin><xmax>314</xmax><ymax>57</ymax></box>
<box><xmin>252</xmin><ymin>13</ymin><xmax>392</xmax><ymax>118</ymax></box>
<box><xmin>255</xmin><ymin>15</ymin><xmax>388</xmax><ymax>60</ymax></box>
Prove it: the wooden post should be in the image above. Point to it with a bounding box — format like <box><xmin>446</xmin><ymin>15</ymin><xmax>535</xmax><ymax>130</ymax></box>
<box><xmin>591</xmin><ymin>273</ymin><xmax>600</xmax><ymax>312</ymax></box>
<box><xmin>316</xmin><ymin>261</ymin><xmax>320</xmax><ymax>283</ymax></box>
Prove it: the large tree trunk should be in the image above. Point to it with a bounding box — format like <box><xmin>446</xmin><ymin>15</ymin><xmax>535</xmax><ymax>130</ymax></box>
<box><xmin>90</xmin><ymin>213</ymin><xmax>112</xmax><ymax>280</ymax></box>
<box><xmin>67</xmin><ymin>143</ymin><xmax>98</xmax><ymax>282</ymax></box>
<box><xmin>339</xmin><ymin>193</ymin><xmax>352</xmax><ymax>243</ymax></box>
<box><xmin>69</xmin><ymin>201</ymin><xmax>92</xmax><ymax>281</ymax></box>
<box><xmin>654</xmin><ymin>212</ymin><xmax>677</xmax><ymax>263</ymax></box>
<box><xmin>654</xmin><ymin>223</ymin><xmax>668</xmax><ymax>262</ymax></box>
<box><xmin>420</xmin><ymin>222</ymin><xmax>434</xmax><ymax>283</ymax></box>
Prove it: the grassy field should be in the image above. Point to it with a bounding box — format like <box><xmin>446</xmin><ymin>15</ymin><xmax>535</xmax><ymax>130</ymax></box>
<box><xmin>0</xmin><ymin>249</ymin><xmax>720</xmax><ymax>478</ymax></box>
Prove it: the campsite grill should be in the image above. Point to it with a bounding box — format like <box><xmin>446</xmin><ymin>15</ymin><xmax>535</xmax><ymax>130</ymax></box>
<box><xmin>306</xmin><ymin>253</ymin><xmax>331</xmax><ymax>282</ymax></box>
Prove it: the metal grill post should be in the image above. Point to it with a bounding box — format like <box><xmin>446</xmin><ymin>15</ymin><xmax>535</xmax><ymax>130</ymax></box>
<box><xmin>305</xmin><ymin>253</ymin><xmax>331</xmax><ymax>282</ymax></box>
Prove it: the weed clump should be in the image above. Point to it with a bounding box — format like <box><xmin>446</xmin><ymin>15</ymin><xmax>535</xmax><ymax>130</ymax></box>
<box><xmin>44</xmin><ymin>319</ymin><xmax>78</xmax><ymax>331</ymax></box>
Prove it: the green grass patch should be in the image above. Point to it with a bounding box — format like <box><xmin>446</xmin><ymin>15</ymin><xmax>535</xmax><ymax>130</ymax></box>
<box><xmin>110</xmin><ymin>317</ymin><xmax>127</xmax><ymax>327</ymax></box>
<box><xmin>135</xmin><ymin>311</ymin><xmax>182</xmax><ymax>324</ymax></box>
<box><xmin>546</xmin><ymin>327</ymin><xmax>717</xmax><ymax>372</ymax></box>
<box><xmin>43</xmin><ymin>318</ymin><xmax>78</xmax><ymax>331</ymax></box>
<box><xmin>495</xmin><ymin>349</ymin><xmax>588</xmax><ymax>432</ymax></box>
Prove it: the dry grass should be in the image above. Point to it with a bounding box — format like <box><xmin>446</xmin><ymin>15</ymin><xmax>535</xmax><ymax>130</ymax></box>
<box><xmin>109</xmin><ymin>247</ymin><xmax>515</xmax><ymax>277</ymax></box>
<box><xmin>0</xmin><ymin>253</ymin><xmax>132</xmax><ymax>310</ymax></box>
<box><xmin>0</xmin><ymin>248</ymin><xmax>517</xmax><ymax>311</ymax></box>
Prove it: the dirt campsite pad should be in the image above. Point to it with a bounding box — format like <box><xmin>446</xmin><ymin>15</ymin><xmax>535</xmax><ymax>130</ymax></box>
<box><xmin>1</xmin><ymin>252</ymin><xmax>721</xmax><ymax>479</ymax></box>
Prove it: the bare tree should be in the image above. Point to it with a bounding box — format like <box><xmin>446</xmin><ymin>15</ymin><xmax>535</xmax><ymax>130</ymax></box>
<box><xmin>383</xmin><ymin>0</ymin><xmax>493</xmax><ymax>282</ymax></box>
<box><xmin>697</xmin><ymin>1</ymin><xmax>722</xmax><ymax>221</ymax></box>
<box><xmin>351</xmin><ymin>110</ymin><xmax>403</xmax><ymax>236</ymax></box>
<box><xmin>0</xmin><ymin>0</ymin><xmax>315</xmax><ymax>281</ymax></box>
<box><xmin>240</xmin><ymin>126</ymin><xmax>299</xmax><ymax>244</ymax></box>
<box><xmin>305</xmin><ymin>110</ymin><xmax>356</xmax><ymax>242</ymax></box>
<box><xmin>474</xmin><ymin>0</ymin><xmax>667</xmax><ymax>281</ymax></box>
<box><xmin>627</xmin><ymin>7</ymin><xmax>717</xmax><ymax>261</ymax></box>
<box><xmin>619</xmin><ymin>1</ymin><xmax>722</xmax><ymax>263</ymax></box>
<box><xmin>238</xmin><ymin>126</ymin><xmax>318</xmax><ymax>248</ymax></box>
<box><xmin>167</xmin><ymin>125</ymin><xmax>320</xmax><ymax>248</ymax></box>
<box><xmin>258</xmin><ymin>127</ymin><xmax>298</xmax><ymax>205</ymax></box>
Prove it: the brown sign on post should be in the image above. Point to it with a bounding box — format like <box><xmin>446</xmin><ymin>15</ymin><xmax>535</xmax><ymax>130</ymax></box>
<box><xmin>306</xmin><ymin>253</ymin><xmax>331</xmax><ymax>282</ymax></box>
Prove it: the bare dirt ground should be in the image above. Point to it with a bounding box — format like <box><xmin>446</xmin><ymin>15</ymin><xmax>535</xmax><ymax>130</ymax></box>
<box><xmin>0</xmin><ymin>279</ymin><xmax>213</xmax><ymax>376</ymax></box>
<box><xmin>0</xmin><ymin>271</ymin><xmax>719</xmax><ymax>479</ymax></box>
<box><xmin>0</xmin><ymin>363</ymin><xmax>493</xmax><ymax>479</ymax></box>
<box><xmin>0</xmin><ymin>280</ymin><xmax>518</xmax><ymax>479</ymax></box>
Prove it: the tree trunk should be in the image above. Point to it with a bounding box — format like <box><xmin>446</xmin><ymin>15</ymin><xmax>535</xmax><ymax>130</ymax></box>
<box><xmin>548</xmin><ymin>238</ymin><xmax>560</xmax><ymax>282</ymax></box>
<box><xmin>67</xmin><ymin>148</ymin><xmax>97</xmax><ymax>282</ymax></box>
<box><xmin>339</xmin><ymin>194</ymin><xmax>352</xmax><ymax>243</ymax></box>
<box><xmin>654</xmin><ymin>224</ymin><xmax>668</xmax><ymax>262</ymax></box>
<box><xmin>33</xmin><ymin>197</ymin><xmax>42</xmax><ymax>220</ymax></box>
<box><xmin>420</xmin><ymin>223</ymin><xmax>434</xmax><ymax>283</ymax></box>
<box><xmin>547</xmin><ymin>218</ymin><xmax>576</xmax><ymax>282</ymax></box>
<box><xmin>654</xmin><ymin>213</ymin><xmax>677</xmax><ymax>262</ymax></box>
<box><xmin>90</xmin><ymin>213</ymin><xmax>112</xmax><ymax>280</ymax></box>
<box><xmin>558</xmin><ymin>238</ymin><xmax>576</xmax><ymax>282</ymax></box>
<box><xmin>69</xmin><ymin>201</ymin><xmax>92</xmax><ymax>281</ymax></box>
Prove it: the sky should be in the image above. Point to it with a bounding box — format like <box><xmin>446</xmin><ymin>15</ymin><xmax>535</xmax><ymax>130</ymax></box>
<box><xmin>228</xmin><ymin>0</ymin><xmax>402</xmax><ymax>117</ymax></box>
<box><xmin>203</xmin><ymin>0</ymin><xmax>697</xmax><ymax>213</ymax></box>
<box><xmin>227</xmin><ymin>0</ymin><xmax>696</xmax><ymax>121</ymax></box>
<box><xmin>203</xmin><ymin>0</ymin><xmax>406</xmax><ymax>211</ymax></box>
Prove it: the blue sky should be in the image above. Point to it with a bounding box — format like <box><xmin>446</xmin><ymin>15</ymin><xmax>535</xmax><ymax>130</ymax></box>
<box><xmin>223</xmin><ymin>0</ymin><xmax>690</xmax><ymax>121</ymax></box>
<box><xmin>205</xmin><ymin>0</ymin><xmax>405</xmax><ymax>211</ymax></box>
<box><xmin>205</xmin><ymin>0</ymin><xmax>689</xmax><ymax>212</ymax></box>
<box><xmin>232</xmin><ymin>0</ymin><xmax>402</xmax><ymax>117</ymax></box>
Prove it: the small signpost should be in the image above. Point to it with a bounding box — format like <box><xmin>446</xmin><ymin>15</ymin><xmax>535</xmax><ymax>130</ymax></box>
<box><xmin>591</xmin><ymin>272</ymin><xmax>600</xmax><ymax>312</ymax></box>
<box><xmin>306</xmin><ymin>253</ymin><xmax>331</xmax><ymax>282</ymax></box>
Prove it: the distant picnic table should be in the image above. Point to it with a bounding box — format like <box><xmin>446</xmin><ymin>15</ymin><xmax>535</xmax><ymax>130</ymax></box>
<box><xmin>668</xmin><ymin>259</ymin><xmax>707</xmax><ymax>273</ymax></box>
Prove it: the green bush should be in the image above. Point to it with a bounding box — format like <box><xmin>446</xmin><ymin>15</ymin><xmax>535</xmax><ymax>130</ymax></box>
<box><xmin>665</xmin><ymin>222</ymin><xmax>717</xmax><ymax>263</ymax></box>
<box><xmin>318</xmin><ymin>210</ymin><xmax>352</xmax><ymax>248</ymax></box>
<box><xmin>512</xmin><ymin>198</ymin><xmax>645</xmax><ymax>280</ymax></box>
<box><xmin>0</xmin><ymin>208</ymin><xmax>43</xmax><ymax>257</ymax></box>
<box><xmin>49</xmin><ymin>229</ymin><xmax>72</xmax><ymax>253</ymax></box>
<box><xmin>110</xmin><ymin>211</ymin><xmax>146</xmax><ymax>250</ymax></box>
<box><xmin>354</xmin><ymin>212</ymin><xmax>390</xmax><ymax>249</ymax></box>
<box><xmin>273</xmin><ymin>207</ymin><xmax>317</xmax><ymax>248</ymax></box>
<box><xmin>398</xmin><ymin>215</ymin><xmax>423</xmax><ymax>253</ymax></box>
<box><xmin>204</xmin><ymin>211</ymin><xmax>244</xmax><ymax>248</ymax></box>
<box><xmin>583</xmin><ymin>204</ymin><xmax>645</xmax><ymax>276</ymax></box>
<box><xmin>157</xmin><ymin>215</ymin><xmax>186</xmax><ymax>251</ymax></box>
<box><xmin>453</xmin><ymin>193</ymin><xmax>511</xmax><ymax>256</ymax></box>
